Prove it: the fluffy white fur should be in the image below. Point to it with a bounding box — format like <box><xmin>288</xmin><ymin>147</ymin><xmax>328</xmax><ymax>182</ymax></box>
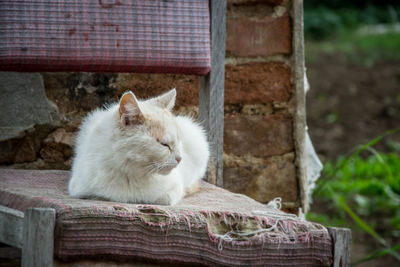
<box><xmin>68</xmin><ymin>89</ymin><xmax>209</xmax><ymax>205</ymax></box>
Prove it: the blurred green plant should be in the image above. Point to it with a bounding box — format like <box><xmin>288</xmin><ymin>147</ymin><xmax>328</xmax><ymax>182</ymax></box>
<box><xmin>305</xmin><ymin>31</ymin><xmax>400</xmax><ymax>66</ymax></box>
<box><xmin>304</xmin><ymin>7</ymin><xmax>342</xmax><ymax>40</ymax></box>
<box><xmin>305</xmin><ymin>0</ymin><xmax>400</xmax><ymax>9</ymax></box>
<box><xmin>304</xmin><ymin>5</ymin><xmax>400</xmax><ymax>40</ymax></box>
<box><xmin>307</xmin><ymin>128</ymin><xmax>400</xmax><ymax>264</ymax></box>
<box><xmin>325</xmin><ymin>112</ymin><xmax>339</xmax><ymax>124</ymax></box>
<box><xmin>304</xmin><ymin>3</ymin><xmax>400</xmax><ymax>65</ymax></box>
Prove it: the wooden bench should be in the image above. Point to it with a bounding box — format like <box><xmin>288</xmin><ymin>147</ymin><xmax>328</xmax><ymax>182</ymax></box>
<box><xmin>0</xmin><ymin>0</ymin><xmax>350</xmax><ymax>266</ymax></box>
<box><xmin>0</xmin><ymin>169</ymin><xmax>346</xmax><ymax>266</ymax></box>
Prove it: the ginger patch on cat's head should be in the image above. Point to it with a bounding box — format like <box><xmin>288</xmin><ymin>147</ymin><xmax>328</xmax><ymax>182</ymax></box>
<box><xmin>144</xmin><ymin>114</ymin><xmax>166</xmax><ymax>141</ymax></box>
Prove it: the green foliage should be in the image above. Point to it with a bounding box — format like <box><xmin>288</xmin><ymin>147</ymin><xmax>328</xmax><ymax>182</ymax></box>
<box><xmin>304</xmin><ymin>8</ymin><xmax>342</xmax><ymax>40</ymax></box>
<box><xmin>308</xmin><ymin>129</ymin><xmax>400</xmax><ymax>263</ymax></box>
<box><xmin>305</xmin><ymin>0</ymin><xmax>400</xmax><ymax>9</ymax></box>
<box><xmin>304</xmin><ymin>4</ymin><xmax>400</xmax><ymax>64</ymax></box>
<box><xmin>325</xmin><ymin>112</ymin><xmax>339</xmax><ymax>124</ymax></box>
<box><xmin>350</xmin><ymin>32</ymin><xmax>400</xmax><ymax>59</ymax></box>
<box><xmin>304</xmin><ymin>5</ymin><xmax>400</xmax><ymax>40</ymax></box>
<box><xmin>306</xmin><ymin>212</ymin><xmax>345</xmax><ymax>227</ymax></box>
<box><xmin>305</xmin><ymin>30</ymin><xmax>400</xmax><ymax>65</ymax></box>
<box><xmin>354</xmin><ymin>243</ymin><xmax>400</xmax><ymax>265</ymax></box>
<box><xmin>314</xmin><ymin>152</ymin><xmax>400</xmax><ymax>227</ymax></box>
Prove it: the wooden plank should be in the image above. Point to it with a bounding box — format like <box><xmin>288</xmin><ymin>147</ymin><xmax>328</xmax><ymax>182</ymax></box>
<box><xmin>291</xmin><ymin>0</ymin><xmax>308</xmax><ymax>211</ymax></box>
<box><xmin>328</xmin><ymin>227</ymin><xmax>352</xmax><ymax>267</ymax></box>
<box><xmin>0</xmin><ymin>205</ymin><xmax>24</xmax><ymax>248</ymax></box>
<box><xmin>21</xmin><ymin>208</ymin><xmax>55</xmax><ymax>267</ymax></box>
<box><xmin>199</xmin><ymin>0</ymin><xmax>226</xmax><ymax>187</ymax></box>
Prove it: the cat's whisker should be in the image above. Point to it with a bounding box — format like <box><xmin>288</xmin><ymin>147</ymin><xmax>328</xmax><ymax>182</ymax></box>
<box><xmin>143</xmin><ymin>161</ymin><xmax>167</xmax><ymax>175</ymax></box>
<box><xmin>143</xmin><ymin>163</ymin><xmax>159</xmax><ymax>174</ymax></box>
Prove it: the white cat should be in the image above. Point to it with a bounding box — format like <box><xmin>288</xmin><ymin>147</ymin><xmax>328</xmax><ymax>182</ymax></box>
<box><xmin>68</xmin><ymin>89</ymin><xmax>209</xmax><ymax>205</ymax></box>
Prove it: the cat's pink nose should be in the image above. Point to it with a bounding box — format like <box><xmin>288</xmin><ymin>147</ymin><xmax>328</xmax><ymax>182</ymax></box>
<box><xmin>176</xmin><ymin>156</ymin><xmax>182</xmax><ymax>164</ymax></box>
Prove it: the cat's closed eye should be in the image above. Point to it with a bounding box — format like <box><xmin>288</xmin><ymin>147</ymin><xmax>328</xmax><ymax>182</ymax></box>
<box><xmin>159</xmin><ymin>141</ymin><xmax>171</xmax><ymax>151</ymax></box>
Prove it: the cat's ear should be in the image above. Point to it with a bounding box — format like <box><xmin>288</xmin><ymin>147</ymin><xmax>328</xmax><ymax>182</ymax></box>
<box><xmin>150</xmin><ymin>88</ymin><xmax>176</xmax><ymax>110</ymax></box>
<box><xmin>119</xmin><ymin>91</ymin><xmax>144</xmax><ymax>127</ymax></box>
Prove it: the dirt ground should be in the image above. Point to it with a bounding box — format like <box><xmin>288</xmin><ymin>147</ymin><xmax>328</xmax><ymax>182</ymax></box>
<box><xmin>307</xmin><ymin>54</ymin><xmax>400</xmax><ymax>161</ymax></box>
<box><xmin>306</xmin><ymin>54</ymin><xmax>400</xmax><ymax>266</ymax></box>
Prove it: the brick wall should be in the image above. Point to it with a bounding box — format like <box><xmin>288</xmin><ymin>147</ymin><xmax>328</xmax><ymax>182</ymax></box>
<box><xmin>223</xmin><ymin>0</ymin><xmax>300</xmax><ymax>212</ymax></box>
<box><xmin>0</xmin><ymin>0</ymin><xmax>305</xmax><ymax>212</ymax></box>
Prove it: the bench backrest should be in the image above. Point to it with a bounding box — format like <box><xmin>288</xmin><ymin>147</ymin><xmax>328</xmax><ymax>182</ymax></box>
<box><xmin>0</xmin><ymin>0</ymin><xmax>211</xmax><ymax>75</ymax></box>
<box><xmin>0</xmin><ymin>0</ymin><xmax>226</xmax><ymax>186</ymax></box>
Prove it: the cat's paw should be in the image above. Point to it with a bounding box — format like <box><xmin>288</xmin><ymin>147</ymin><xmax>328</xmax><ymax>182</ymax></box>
<box><xmin>155</xmin><ymin>187</ymin><xmax>184</xmax><ymax>206</ymax></box>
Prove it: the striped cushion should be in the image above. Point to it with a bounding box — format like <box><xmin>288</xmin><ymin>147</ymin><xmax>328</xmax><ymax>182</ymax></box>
<box><xmin>0</xmin><ymin>0</ymin><xmax>211</xmax><ymax>75</ymax></box>
<box><xmin>0</xmin><ymin>169</ymin><xmax>332</xmax><ymax>266</ymax></box>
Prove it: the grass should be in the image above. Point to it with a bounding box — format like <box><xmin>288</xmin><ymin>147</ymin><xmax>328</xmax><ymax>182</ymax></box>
<box><xmin>305</xmin><ymin>30</ymin><xmax>400</xmax><ymax>66</ymax></box>
<box><xmin>309</xmin><ymin>152</ymin><xmax>400</xmax><ymax>235</ymax></box>
<box><xmin>304</xmin><ymin>5</ymin><xmax>400</xmax><ymax>65</ymax></box>
<box><xmin>307</xmin><ymin>129</ymin><xmax>400</xmax><ymax>264</ymax></box>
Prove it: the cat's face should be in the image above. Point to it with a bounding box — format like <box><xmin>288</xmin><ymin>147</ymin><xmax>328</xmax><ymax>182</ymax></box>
<box><xmin>118</xmin><ymin>89</ymin><xmax>182</xmax><ymax>176</ymax></box>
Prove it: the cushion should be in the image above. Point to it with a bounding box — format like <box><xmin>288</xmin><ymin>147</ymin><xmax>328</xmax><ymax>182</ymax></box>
<box><xmin>0</xmin><ymin>0</ymin><xmax>211</xmax><ymax>75</ymax></box>
<box><xmin>0</xmin><ymin>169</ymin><xmax>332</xmax><ymax>266</ymax></box>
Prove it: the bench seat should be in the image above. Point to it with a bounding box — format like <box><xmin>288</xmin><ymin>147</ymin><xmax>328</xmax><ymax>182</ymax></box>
<box><xmin>0</xmin><ymin>169</ymin><xmax>332</xmax><ymax>266</ymax></box>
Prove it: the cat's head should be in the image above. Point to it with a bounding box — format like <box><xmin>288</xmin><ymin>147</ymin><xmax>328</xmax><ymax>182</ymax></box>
<box><xmin>117</xmin><ymin>89</ymin><xmax>182</xmax><ymax>176</ymax></box>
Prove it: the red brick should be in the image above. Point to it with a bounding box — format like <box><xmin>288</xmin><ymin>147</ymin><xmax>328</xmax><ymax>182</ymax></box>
<box><xmin>225</xmin><ymin>62</ymin><xmax>292</xmax><ymax>104</ymax></box>
<box><xmin>224</xmin><ymin>113</ymin><xmax>293</xmax><ymax>157</ymax></box>
<box><xmin>117</xmin><ymin>74</ymin><xmax>198</xmax><ymax>108</ymax></box>
<box><xmin>0</xmin><ymin>137</ymin><xmax>37</xmax><ymax>164</ymax></box>
<box><xmin>223</xmin><ymin>154</ymin><xmax>298</xmax><ymax>203</ymax></box>
<box><xmin>14</xmin><ymin>137</ymin><xmax>37</xmax><ymax>163</ymax></box>
<box><xmin>226</xmin><ymin>14</ymin><xmax>291</xmax><ymax>57</ymax></box>
<box><xmin>42</xmin><ymin>128</ymin><xmax>77</xmax><ymax>158</ymax></box>
<box><xmin>40</xmin><ymin>146</ymin><xmax>65</xmax><ymax>163</ymax></box>
<box><xmin>122</xmin><ymin>62</ymin><xmax>292</xmax><ymax>107</ymax></box>
<box><xmin>44</xmin><ymin>62</ymin><xmax>291</xmax><ymax>114</ymax></box>
<box><xmin>43</xmin><ymin>73</ymin><xmax>198</xmax><ymax>116</ymax></box>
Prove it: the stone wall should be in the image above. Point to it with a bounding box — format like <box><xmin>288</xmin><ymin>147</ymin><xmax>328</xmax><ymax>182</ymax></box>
<box><xmin>0</xmin><ymin>0</ymin><xmax>304</xmax><ymax>212</ymax></box>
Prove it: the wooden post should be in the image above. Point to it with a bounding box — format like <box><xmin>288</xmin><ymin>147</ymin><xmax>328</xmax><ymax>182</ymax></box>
<box><xmin>0</xmin><ymin>205</ymin><xmax>24</xmax><ymax>249</ymax></box>
<box><xmin>328</xmin><ymin>227</ymin><xmax>352</xmax><ymax>267</ymax></box>
<box><xmin>21</xmin><ymin>208</ymin><xmax>56</xmax><ymax>267</ymax></box>
<box><xmin>291</xmin><ymin>0</ymin><xmax>309</xmax><ymax>211</ymax></box>
<box><xmin>199</xmin><ymin>0</ymin><xmax>226</xmax><ymax>187</ymax></box>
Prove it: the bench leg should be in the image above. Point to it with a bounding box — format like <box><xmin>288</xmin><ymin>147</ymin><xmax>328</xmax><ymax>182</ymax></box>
<box><xmin>21</xmin><ymin>208</ymin><xmax>56</xmax><ymax>267</ymax></box>
<box><xmin>327</xmin><ymin>227</ymin><xmax>352</xmax><ymax>267</ymax></box>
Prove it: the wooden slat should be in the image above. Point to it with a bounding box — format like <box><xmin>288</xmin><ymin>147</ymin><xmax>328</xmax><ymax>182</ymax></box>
<box><xmin>328</xmin><ymin>227</ymin><xmax>352</xmax><ymax>267</ymax></box>
<box><xmin>292</xmin><ymin>0</ymin><xmax>308</xmax><ymax>211</ymax></box>
<box><xmin>199</xmin><ymin>0</ymin><xmax>226</xmax><ymax>187</ymax></box>
<box><xmin>0</xmin><ymin>205</ymin><xmax>24</xmax><ymax>249</ymax></box>
<box><xmin>21</xmin><ymin>208</ymin><xmax>56</xmax><ymax>267</ymax></box>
